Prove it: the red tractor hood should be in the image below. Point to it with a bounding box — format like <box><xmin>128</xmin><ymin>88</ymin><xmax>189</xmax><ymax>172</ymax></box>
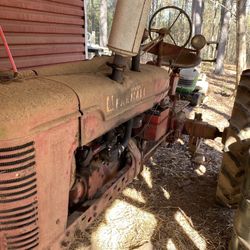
<box><xmin>0</xmin><ymin>56</ymin><xmax>170</xmax><ymax>144</ymax></box>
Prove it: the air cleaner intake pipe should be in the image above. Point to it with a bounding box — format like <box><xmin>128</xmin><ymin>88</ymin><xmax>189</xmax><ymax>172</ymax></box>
<box><xmin>109</xmin><ymin>54</ymin><xmax>127</xmax><ymax>82</ymax></box>
<box><xmin>108</xmin><ymin>0</ymin><xmax>151</xmax><ymax>81</ymax></box>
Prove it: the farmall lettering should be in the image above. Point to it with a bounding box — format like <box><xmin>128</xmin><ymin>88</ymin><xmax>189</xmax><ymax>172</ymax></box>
<box><xmin>107</xmin><ymin>85</ymin><xmax>146</xmax><ymax>113</ymax></box>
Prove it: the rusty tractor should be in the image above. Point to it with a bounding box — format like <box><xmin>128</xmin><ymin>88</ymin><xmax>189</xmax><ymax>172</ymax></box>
<box><xmin>0</xmin><ymin>1</ymin><xmax>249</xmax><ymax>249</ymax></box>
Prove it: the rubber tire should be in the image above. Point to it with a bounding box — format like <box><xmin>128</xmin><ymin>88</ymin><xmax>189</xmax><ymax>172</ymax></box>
<box><xmin>216</xmin><ymin>70</ymin><xmax>250</xmax><ymax>207</ymax></box>
<box><xmin>230</xmin><ymin>151</ymin><xmax>250</xmax><ymax>250</ymax></box>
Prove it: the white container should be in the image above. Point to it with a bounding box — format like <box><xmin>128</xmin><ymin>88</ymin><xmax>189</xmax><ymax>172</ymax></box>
<box><xmin>108</xmin><ymin>0</ymin><xmax>151</xmax><ymax>57</ymax></box>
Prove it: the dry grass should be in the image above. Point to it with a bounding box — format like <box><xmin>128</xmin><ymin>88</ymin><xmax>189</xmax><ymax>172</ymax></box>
<box><xmin>69</xmin><ymin>65</ymin><xmax>236</xmax><ymax>250</ymax></box>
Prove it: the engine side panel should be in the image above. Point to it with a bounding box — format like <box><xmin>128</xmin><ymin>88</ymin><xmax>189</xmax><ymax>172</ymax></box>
<box><xmin>42</xmin><ymin>57</ymin><xmax>170</xmax><ymax>144</ymax></box>
<box><xmin>35</xmin><ymin>118</ymin><xmax>78</xmax><ymax>248</ymax></box>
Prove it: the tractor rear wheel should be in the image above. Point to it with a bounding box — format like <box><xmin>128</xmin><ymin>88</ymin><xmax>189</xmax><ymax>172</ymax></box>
<box><xmin>229</xmin><ymin>143</ymin><xmax>250</xmax><ymax>250</ymax></box>
<box><xmin>216</xmin><ymin>70</ymin><xmax>250</xmax><ymax>249</ymax></box>
<box><xmin>216</xmin><ymin>70</ymin><xmax>250</xmax><ymax>207</ymax></box>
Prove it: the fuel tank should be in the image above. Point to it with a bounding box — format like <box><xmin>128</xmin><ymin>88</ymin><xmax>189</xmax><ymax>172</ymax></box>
<box><xmin>0</xmin><ymin>56</ymin><xmax>170</xmax><ymax>249</ymax></box>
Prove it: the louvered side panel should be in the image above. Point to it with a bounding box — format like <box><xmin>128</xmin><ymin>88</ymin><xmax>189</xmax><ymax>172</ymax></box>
<box><xmin>0</xmin><ymin>141</ymin><xmax>39</xmax><ymax>250</ymax></box>
<box><xmin>0</xmin><ymin>0</ymin><xmax>85</xmax><ymax>71</ymax></box>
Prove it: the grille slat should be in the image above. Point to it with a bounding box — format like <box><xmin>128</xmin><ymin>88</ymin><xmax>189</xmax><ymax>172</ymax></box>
<box><xmin>0</xmin><ymin>155</ymin><xmax>35</xmax><ymax>167</ymax></box>
<box><xmin>0</xmin><ymin>142</ymin><xmax>34</xmax><ymax>153</ymax></box>
<box><xmin>0</xmin><ymin>207</ymin><xmax>37</xmax><ymax>220</ymax></box>
<box><xmin>0</xmin><ymin>141</ymin><xmax>39</xmax><ymax>249</ymax></box>
<box><xmin>0</xmin><ymin>178</ymin><xmax>37</xmax><ymax>191</ymax></box>
<box><xmin>0</xmin><ymin>201</ymin><xmax>37</xmax><ymax>214</ymax></box>
<box><xmin>0</xmin><ymin>161</ymin><xmax>35</xmax><ymax>174</ymax></box>
<box><xmin>7</xmin><ymin>237</ymin><xmax>39</xmax><ymax>249</ymax></box>
<box><xmin>0</xmin><ymin>218</ymin><xmax>38</xmax><ymax>231</ymax></box>
<box><xmin>26</xmin><ymin>242</ymin><xmax>39</xmax><ymax>250</ymax></box>
<box><xmin>0</xmin><ymin>184</ymin><xmax>37</xmax><ymax>197</ymax></box>
<box><xmin>7</xmin><ymin>231</ymin><xmax>39</xmax><ymax>245</ymax></box>
<box><xmin>0</xmin><ymin>190</ymin><xmax>38</xmax><ymax>204</ymax></box>
<box><xmin>0</xmin><ymin>212</ymin><xmax>38</xmax><ymax>226</ymax></box>
<box><xmin>0</xmin><ymin>173</ymin><xmax>36</xmax><ymax>185</ymax></box>
<box><xmin>7</xmin><ymin>227</ymin><xmax>39</xmax><ymax>240</ymax></box>
<box><xmin>0</xmin><ymin>148</ymin><xmax>35</xmax><ymax>160</ymax></box>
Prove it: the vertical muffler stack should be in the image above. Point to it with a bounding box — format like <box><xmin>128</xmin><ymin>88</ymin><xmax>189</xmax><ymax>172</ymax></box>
<box><xmin>108</xmin><ymin>0</ymin><xmax>151</xmax><ymax>81</ymax></box>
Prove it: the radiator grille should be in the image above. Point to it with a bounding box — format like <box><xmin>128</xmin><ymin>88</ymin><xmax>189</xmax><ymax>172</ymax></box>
<box><xmin>0</xmin><ymin>142</ymin><xmax>39</xmax><ymax>249</ymax></box>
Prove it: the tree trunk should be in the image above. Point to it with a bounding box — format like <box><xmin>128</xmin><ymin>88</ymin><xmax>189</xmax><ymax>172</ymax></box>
<box><xmin>236</xmin><ymin>0</ymin><xmax>247</xmax><ymax>87</ymax></box>
<box><xmin>99</xmin><ymin>0</ymin><xmax>108</xmax><ymax>47</ymax></box>
<box><xmin>208</xmin><ymin>1</ymin><xmax>219</xmax><ymax>59</ymax></box>
<box><xmin>150</xmin><ymin>0</ymin><xmax>159</xmax><ymax>18</ymax></box>
<box><xmin>90</xmin><ymin>0</ymin><xmax>97</xmax><ymax>44</ymax></box>
<box><xmin>91</xmin><ymin>0</ymin><xmax>95</xmax><ymax>35</ymax></box>
<box><xmin>192</xmin><ymin>0</ymin><xmax>204</xmax><ymax>35</ymax></box>
<box><xmin>214</xmin><ymin>0</ymin><xmax>233</xmax><ymax>75</ymax></box>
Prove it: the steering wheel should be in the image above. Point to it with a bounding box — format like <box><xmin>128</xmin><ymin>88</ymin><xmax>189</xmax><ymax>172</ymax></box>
<box><xmin>149</xmin><ymin>6</ymin><xmax>192</xmax><ymax>47</ymax></box>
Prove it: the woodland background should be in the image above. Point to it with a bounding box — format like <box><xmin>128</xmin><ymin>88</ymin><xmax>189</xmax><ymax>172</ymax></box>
<box><xmin>86</xmin><ymin>0</ymin><xmax>250</xmax><ymax>76</ymax></box>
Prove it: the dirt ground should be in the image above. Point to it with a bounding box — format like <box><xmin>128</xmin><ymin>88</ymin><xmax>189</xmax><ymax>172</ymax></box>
<box><xmin>70</xmin><ymin>65</ymin><xmax>237</xmax><ymax>250</ymax></box>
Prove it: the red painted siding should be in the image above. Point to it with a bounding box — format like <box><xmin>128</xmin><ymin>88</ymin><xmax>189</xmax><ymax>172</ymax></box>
<box><xmin>0</xmin><ymin>0</ymin><xmax>86</xmax><ymax>71</ymax></box>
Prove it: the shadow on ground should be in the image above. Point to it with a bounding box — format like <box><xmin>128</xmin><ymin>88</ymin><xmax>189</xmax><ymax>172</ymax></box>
<box><xmin>70</xmin><ymin>138</ymin><xmax>234</xmax><ymax>250</ymax></box>
<box><xmin>69</xmin><ymin>66</ymin><xmax>236</xmax><ymax>250</ymax></box>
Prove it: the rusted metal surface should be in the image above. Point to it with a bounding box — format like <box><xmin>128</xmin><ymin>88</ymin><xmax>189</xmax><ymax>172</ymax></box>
<box><xmin>36</xmin><ymin>57</ymin><xmax>170</xmax><ymax>145</ymax></box>
<box><xmin>0</xmin><ymin>2</ymin><xmax>226</xmax><ymax>250</ymax></box>
<box><xmin>69</xmin><ymin>177</ymin><xmax>87</xmax><ymax>205</ymax></box>
<box><xmin>108</xmin><ymin>55</ymin><xmax>127</xmax><ymax>82</ymax></box>
<box><xmin>70</xmin><ymin>159</ymin><xmax>120</xmax><ymax>205</ymax></box>
<box><xmin>139</xmin><ymin>108</ymin><xmax>170</xmax><ymax>141</ymax></box>
<box><xmin>34</xmin><ymin>118</ymin><xmax>79</xmax><ymax>249</ymax></box>
<box><xmin>0</xmin><ymin>53</ymin><xmax>220</xmax><ymax>250</ymax></box>
<box><xmin>169</xmin><ymin>72</ymin><xmax>180</xmax><ymax>95</ymax></box>
<box><xmin>0</xmin><ymin>122</ymin><xmax>79</xmax><ymax>250</ymax></box>
<box><xmin>51</xmin><ymin>139</ymin><xmax>142</xmax><ymax>249</ymax></box>
<box><xmin>0</xmin><ymin>75</ymin><xmax>79</xmax><ymax>140</ymax></box>
<box><xmin>0</xmin><ymin>56</ymin><xmax>170</xmax><ymax>249</ymax></box>
<box><xmin>0</xmin><ymin>63</ymin><xmax>81</xmax><ymax>249</ymax></box>
<box><xmin>143</xmin><ymin>131</ymin><xmax>174</xmax><ymax>160</ymax></box>
<box><xmin>0</xmin><ymin>0</ymin><xmax>85</xmax><ymax>71</ymax></box>
<box><xmin>0</xmin><ymin>57</ymin><xmax>169</xmax><ymax>142</ymax></box>
<box><xmin>144</xmin><ymin>41</ymin><xmax>201</xmax><ymax>69</ymax></box>
<box><xmin>87</xmin><ymin>160</ymin><xmax>120</xmax><ymax>199</ymax></box>
<box><xmin>184</xmin><ymin>119</ymin><xmax>222</xmax><ymax>140</ymax></box>
<box><xmin>0</xmin><ymin>141</ymin><xmax>39</xmax><ymax>250</ymax></box>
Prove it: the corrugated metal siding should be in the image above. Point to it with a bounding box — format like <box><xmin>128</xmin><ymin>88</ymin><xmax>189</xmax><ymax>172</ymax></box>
<box><xmin>0</xmin><ymin>0</ymin><xmax>86</xmax><ymax>71</ymax></box>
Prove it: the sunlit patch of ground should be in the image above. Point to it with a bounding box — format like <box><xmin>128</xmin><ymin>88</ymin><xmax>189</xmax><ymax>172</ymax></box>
<box><xmin>70</xmin><ymin>66</ymin><xmax>235</xmax><ymax>250</ymax></box>
<box><xmin>91</xmin><ymin>199</ymin><xmax>157</xmax><ymax>249</ymax></box>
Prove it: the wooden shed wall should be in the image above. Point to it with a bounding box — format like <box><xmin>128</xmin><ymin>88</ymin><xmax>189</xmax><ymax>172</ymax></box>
<box><xmin>0</xmin><ymin>0</ymin><xmax>86</xmax><ymax>71</ymax></box>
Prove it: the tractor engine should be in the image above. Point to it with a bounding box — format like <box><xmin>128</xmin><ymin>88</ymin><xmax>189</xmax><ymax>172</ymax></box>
<box><xmin>70</xmin><ymin>121</ymin><xmax>136</xmax><ymax>205</ymax></box>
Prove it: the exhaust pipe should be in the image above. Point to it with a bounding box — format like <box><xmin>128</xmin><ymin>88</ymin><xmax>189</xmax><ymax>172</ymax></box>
<box><xmin>108</xmin><ymin>0</ymin><xmax>151</xmax><ymax>81</ymax></box>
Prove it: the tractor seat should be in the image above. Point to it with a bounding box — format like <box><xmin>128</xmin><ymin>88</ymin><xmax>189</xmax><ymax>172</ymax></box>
<box><xmin>160</xmin><ymin>51</ymin><xmax>201</xmax><ymax>68</ymax></box>
<box><xmin>145</xmin><ymin>42</ymin><xmax>202</xmax><ymax>69</ymax></box>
